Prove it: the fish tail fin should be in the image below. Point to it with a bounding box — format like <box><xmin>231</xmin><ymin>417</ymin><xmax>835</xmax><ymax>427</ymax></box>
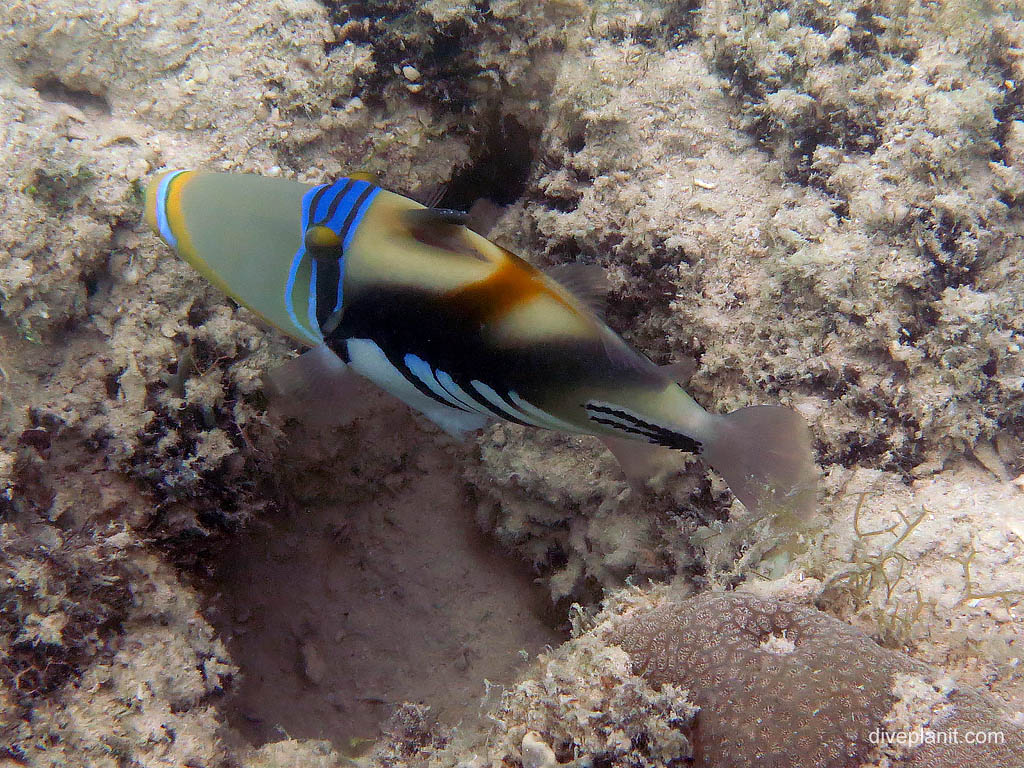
<box><xmin>701</xmin><ymin>405</ymin><xmax>818</xmax><ymax>517</ymax></box>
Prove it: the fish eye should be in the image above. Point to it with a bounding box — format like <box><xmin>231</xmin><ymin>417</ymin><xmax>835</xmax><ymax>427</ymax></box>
<box><xmin>305</xmin><ymin>224</ymin><xmax>342</xmax><ymax>261</ymax></box>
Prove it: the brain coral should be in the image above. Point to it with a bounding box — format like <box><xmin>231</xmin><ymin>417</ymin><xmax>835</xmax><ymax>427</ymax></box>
<box><xmin>606</xmin><ymin>592</ymin><xmax>1024</xmax><ymax>768</ymax></box>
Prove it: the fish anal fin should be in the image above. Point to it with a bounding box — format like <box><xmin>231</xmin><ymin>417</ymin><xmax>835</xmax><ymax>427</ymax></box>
<box><xmin>599</xmin><ymin>435</ymin><xmax>684</xmax><ymax>492</ymax></box>
<box><xmin>544</xmin><ymin>263</ymin><xmax>610</xmax><ymax>317</ymax></box>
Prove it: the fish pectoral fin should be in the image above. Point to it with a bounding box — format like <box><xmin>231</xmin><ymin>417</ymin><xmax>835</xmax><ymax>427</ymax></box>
<box><xmin>264</xmin><ymin>344</ymin><xmax>371</xmax><ymax>426</ymax></box>
<box><xmin>403</xmin><ymin>207</ymin><xmax>488</xmax><ymax>261</ymax></box>
<box><xmin>544</xmin><ymin>263</ymin><xmax>610</xmax><ymax>317</ymax></box>
<box><xmin>345</xmin><ymin>338</ymin><xmax>492</xmax><ymax>440</ymax></box>
<box><xmin>599</xmin><ymin>435</ymin><xmax>686</xmax><ymax>492</ymax></box>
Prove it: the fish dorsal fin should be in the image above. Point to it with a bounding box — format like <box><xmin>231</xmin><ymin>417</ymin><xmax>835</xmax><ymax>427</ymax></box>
<box><xmin>403</xmin><ymin>207</ymin><xmax>486</xmax><ymax>260</ymax></box>
<box><xmin>544</xmin><ymin>263</ymin><xmax>610</xmax><ymax>317</ymax></box>
<box><xmin>404</xmin><ymin>207</ymin><xmax>470</xmax><ymax>227</ymax></box>
<box><xmin>420</xmin><ymin>183</ymin><xmax>446</xmax><ymax>209</ymax></box>
<box><xmin>347</xmin><ymin>171</ymin><xmax>378</xmax><ymax>184</ymax></box>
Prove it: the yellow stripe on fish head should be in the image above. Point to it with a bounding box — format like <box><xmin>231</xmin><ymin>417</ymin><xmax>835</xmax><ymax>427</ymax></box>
<box><xmin>145</xmin><ymin>170</ymin><xmax>197</xmax><ymax>258</ymax></box>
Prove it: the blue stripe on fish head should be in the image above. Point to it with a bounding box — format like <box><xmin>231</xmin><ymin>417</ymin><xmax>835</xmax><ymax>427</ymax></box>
<box><xmin>155</xmin><ymin>169</ymin><xmax>188</xmax><ymax>249</ymax></box>
<box><xmin>286</xmin><ymin>178</ymin><xmax>382</xmax><ymax>338</ymax></box>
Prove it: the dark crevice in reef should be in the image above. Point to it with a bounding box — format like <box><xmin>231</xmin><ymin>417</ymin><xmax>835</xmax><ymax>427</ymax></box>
<box><xmin>436</xmin><ymin>115</ymin><xmax>537</xmax><ymax>210</ymax></box>
<box><xmin>316</xmin><ymin>0</ymin><xmax>555</xmax><ymax>214</ymax></box>
<box><xmin>127</xmin><ymin>338</ymin><xmax>282</xmax><ymax>572</ymax></box>
<box><xmin>913</xmin><ymin>211</ymin><xmax>982</xmax><ymax>292</ymax></box>
<box><xmin>32</xmin><ymin>76</ymin><xmax>111</xmax><ymax>115</ymax></box>
<box><xmin>660</xmin><ymin>0</ymin><xmax>703</xmax><ymax>47</ymax></box>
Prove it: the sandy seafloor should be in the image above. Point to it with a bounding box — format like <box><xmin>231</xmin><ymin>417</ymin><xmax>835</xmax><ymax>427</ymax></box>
<box><xmin>1</xmin><ymin>0</ymin><xmax>1024</xmax><ymax>766</ymax></box>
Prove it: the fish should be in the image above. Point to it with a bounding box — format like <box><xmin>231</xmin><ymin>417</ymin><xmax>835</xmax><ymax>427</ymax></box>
<box><xmin>144</xmin><ymin>170</ymin><xmax>817</xmax><ymax>516</ymax></box>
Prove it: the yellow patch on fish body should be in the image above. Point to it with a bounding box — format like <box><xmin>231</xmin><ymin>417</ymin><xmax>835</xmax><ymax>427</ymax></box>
<box><xmin>444</xmin><ymin>247</ymin><xmax>595</xmax><ymax>343</ymax></box>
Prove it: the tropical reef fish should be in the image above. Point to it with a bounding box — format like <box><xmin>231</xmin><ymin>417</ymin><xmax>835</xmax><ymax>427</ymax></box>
<box><xmin>144</xmin><ymin>171</ymin><xmax>816</xmax><ymax>515</ymax></box>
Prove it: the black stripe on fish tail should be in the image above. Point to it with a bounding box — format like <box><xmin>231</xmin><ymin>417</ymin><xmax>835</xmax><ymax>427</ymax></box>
<box><xmin>338</xmin><ymin>184</ymin><xmax>377</xmax><ymax>248</ymax></box>
<box><xmin>585</xmin><ymin>403</ymin><xmax>702</xmax><ymax>453</ymax></box>
<box><xmin>322</xmin><ymin>178</ymin><xmax>357</xmax><ymax>223</ymax></box>
<box><xmin>314</xmin><ymin>257</ymin><xmax>341</xmax><ymax>329</ymax></box>
<box><xmin>647</xmin><ymin>428</ymin><xmax>701</xmax><ymax>453</ymax></box>
<box><xmin>584</xmin><ymin>404</ymin><xmax>659</xmax><ymax>436</ymax></box>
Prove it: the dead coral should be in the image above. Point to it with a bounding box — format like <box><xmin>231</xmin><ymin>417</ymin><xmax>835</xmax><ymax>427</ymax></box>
<box><xmin>803</xmin><ymin>465</ymin><xmax>1024</xmax><ymax>692</ymax></box>
<box><xmin>371</xmin><ymin>703</ymin><xmax>452</xmax><ymax>768</ymax></box>
<box><xmin>409</xmin><ymin>632</ymin><xmax>697</xmax><ymax>768</ymax></box>
<box><xmin>701</xmin><ymin>0</ymin><xmax>1024</xmax><ymax>468</ymax></box>
<box><xmin>320</xmin><ymin>0</ymin><xmax>581</xmax><ymax>118</ymax></box>
<box><xmin>469</xmin><ymin>424</ymin><xmax>703</xmax><ymax>603</ymax></box>
<box><xmin>0</xmin><ymin>79</ymin><xmax>145</xmax><ymax>341</ymax></box>
<box><xmin>12</xmin><ymin>552</ymin><xmax>237</xmax><ymax>768</ymax></box>
<box><xmin>0</xmin><ymin>522</ymin><xmax>131</xmax><ymax>722</ymax></box>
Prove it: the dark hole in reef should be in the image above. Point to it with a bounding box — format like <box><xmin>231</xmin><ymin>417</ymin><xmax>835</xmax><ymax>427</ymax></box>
<box><xmin>32</xmin><ymin>76</ymin><xmax>111</xmax><ymax>115</ymax></box>
<box><xmin>661</xmin><ymin>0</ymin><xmax>702</xmax><ymax>47</ymax></box>
<box><xmin>436</xmin><ymin>115</ymin><xmax>536</xmax><ymax>210</ymax></box>
<box><xmin>187</xmin><ymin>301</ymin><xmax>214</xmax><ymax>327</ymax></box>
<box><xmin>566</xmin><ymin>129</ymin><xmax>586</xmax><ymax>154</ymax></box>
<box><xmin>84</xmin><ymin>273</ymin><xmax>101</xmax><ymax>298</ymax></box>
<box><xmin>103</xmin><ymin>370</ymin><xmax>122</xmax><ymax>400</ymax></box>
<box><xmin>546</xmin><ymin>194</ymin><xmax>580</xmax><ymax>214</ymax></box>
